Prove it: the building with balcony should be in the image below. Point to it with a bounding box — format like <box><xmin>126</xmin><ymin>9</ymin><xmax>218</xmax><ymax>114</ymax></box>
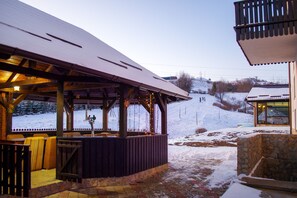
<box><xmin>234</xmin><ymin>0</ymin><xmax>297</xmax><ymax>134</ymax></box>
<box><xmin>232</xmin><ymin>0</ymin><xmax>297</xmax><ymax>194</ymax></box>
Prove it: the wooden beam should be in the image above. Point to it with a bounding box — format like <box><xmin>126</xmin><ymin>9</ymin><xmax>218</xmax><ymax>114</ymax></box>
<box><xmin>36</xmin><ymin>83</ymin><xmax>119</xmax><ymax>92</ymax></box>
<box><xmin>13</xmin><ymin>94</ymin><xmax>27</xmax><ymax>106</ymax></box>
<box><xmin>0</xmin><ymin>78</ymin><xmax>53</xmax><ymax>89</ymax></box>
<box><xmin>6</xmin><ymin>58</ymin><xmax>27</xmax><ymax>83</ymax></box>
<box><xmin>155</xmin><ymin>93</ymin><xmax>166</xmax><ymax>113</ymax></box>
<box><xmin>102</xmin><ymin>98</ymin><xmax>117</xmax><ymax>131</ymax></box>
<box><xmin>0</xmin><ymin>62</ymin><xmax>113</xmax><ymax>82</ymax></box>
<box><xmin>56</xmin><ymin>81</ymin><xmax>64</xmax><ymax>137</ymax></box>
<box><xmin>140</xmin><ymin>100</ymin><xmax>150</xmax><ymax>113</ymax></box>
<box><xmin>107</xmin><ymin>98</ymin><xmax>117</xmax><ymax>111</ymax></box>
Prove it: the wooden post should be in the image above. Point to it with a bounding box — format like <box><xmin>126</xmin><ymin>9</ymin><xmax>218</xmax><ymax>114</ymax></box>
<box><xmin>0</xmin><ymin>104</ymin><xmax>7</xmax><ymax>140</ymax></box>
<box><xmin>119</xmin><ymin>86</ymin><xmax>127</xmax><ymax>138</ymax></box>
<box><xmin>149</xmin><ymin>93</ymin><xmax>155</xmax><ymax>133</ymax></box>
<box><xmin>66</xmin><ymin>92</ymin><xmax>74</xmax><ymax>131</ymax></box>
<box><xmin>57</xmin><ymin>81</ymin><xmax>64</xmax><ymax>137</ymax></box>
<box><xmin>103</xmin><ymin>99</ymin><xmax>108</xmax><ymax>131</ymax></box>
<box><xmin>156</xmin><ymin>94</ymin><xmax>167</xmax><ymax>135</ymax></box>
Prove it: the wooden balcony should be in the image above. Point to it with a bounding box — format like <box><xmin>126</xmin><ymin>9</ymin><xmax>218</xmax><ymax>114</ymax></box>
<box><xmin>234</xmin><ymin>0</ymin><xmax>297</xmax><ymax>65</ymax></box>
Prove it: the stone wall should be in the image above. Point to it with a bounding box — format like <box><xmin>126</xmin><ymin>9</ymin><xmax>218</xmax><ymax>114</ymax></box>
<box><xmin>237</xmin><ymin>134</ymin><xmax>262</xmax><ymax>175</ymax></box>
<box><xmin>238</xmin><ymin>134</ymin><xmax>297</xmax><ymax>181</ymax></box>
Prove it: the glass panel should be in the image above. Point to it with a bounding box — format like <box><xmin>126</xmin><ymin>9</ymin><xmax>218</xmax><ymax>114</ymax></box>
<box><xmin>266</xmin><ymin>102</ymin><xmax>289</xmax><ymax>125</ymax></box>
<box><xmin>257</xmin><ymin>102</ymin><xmax>266</xmax><ymax>124</ymax></box>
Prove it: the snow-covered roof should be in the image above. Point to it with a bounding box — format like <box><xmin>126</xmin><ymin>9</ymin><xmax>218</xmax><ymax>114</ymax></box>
<box><xmin>0</xmin><ymin>0</ymin><xmax>189</xmax><ymax>99</ymax></box>
<box><xmin>246</xmin><ymin>85</ymin><xmax>289</xmax><ymax>102</ymax></box>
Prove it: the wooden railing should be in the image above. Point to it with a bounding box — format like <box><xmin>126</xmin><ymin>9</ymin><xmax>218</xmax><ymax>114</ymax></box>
<box><xmin>0</xmin><ymin>143</ymin><xmax>31</xmax><ymax>197</ymax></box>
<box><xmin>234</xmin><ymin>0</ymin><xmax>297</xmax><ymax>40</ymax></box>
<box><xmin>56</xmin><ymin>135</ymin><xmax>168</xmax><ymax>180</ymax></box>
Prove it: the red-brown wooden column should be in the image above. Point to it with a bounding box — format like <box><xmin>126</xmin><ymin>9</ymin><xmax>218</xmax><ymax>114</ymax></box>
<box><xmin>102</xmin><ymin>98</ymin><xmax>116</xmax><ymax>131</ymax></box>
<box><xmin>149</xmin><ymin>93</ymin><xmax>155</xmax><ymax>133</ymax></box>
<box><xmin>57</xmin><ymin>81</ymin><xmax>64</xmax><ymax>137</ymax></box>
<box><xmin>0</xmin><ymin>105</ymin><xmax>6</xmax><ymax>140</ymax></box>
<box><xmin>119</xmin><ymin>86</ymin><xmax>127</xmax><ymax>138</ymax></box>
<box><xmin>102</xmin><ymin>99</ymin><xmax>108</xmax><ymax>131</ymax></box>
<box><xmin>156</xmin><ymin>94</ymin><xmax>167</xmax><ymax>134</ymax></box>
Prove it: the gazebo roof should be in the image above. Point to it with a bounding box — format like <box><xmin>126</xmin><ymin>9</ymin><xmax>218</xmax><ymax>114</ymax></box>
<box><xmin>246</xmin><ymin>85</ymin><xmax>289</xmax><ymax>102</ymax></box>
<box><xmin>0</xmin><ymin>0</ymin><xmax>189</xmax><ymax>102</ymax></box>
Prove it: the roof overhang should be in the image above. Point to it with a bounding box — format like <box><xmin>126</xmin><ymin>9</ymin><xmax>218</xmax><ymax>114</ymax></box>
<box><xmin>238</xmin><ymin>34</ymin><xmax>297</xmax><ymax>65</ymax></box>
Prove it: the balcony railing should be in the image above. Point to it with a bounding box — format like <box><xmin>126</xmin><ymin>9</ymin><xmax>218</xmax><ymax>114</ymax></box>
<box><xmin>234</xmin><ymin>0</ymin><xmax>297</xmax><ymax>41</ymax></box>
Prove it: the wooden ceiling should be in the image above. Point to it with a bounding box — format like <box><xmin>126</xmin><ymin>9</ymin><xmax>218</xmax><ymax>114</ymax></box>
<box><xmin>0</xmin><ymin>52</ymin><xmax>135</xmax><ymax>105</ymax></box>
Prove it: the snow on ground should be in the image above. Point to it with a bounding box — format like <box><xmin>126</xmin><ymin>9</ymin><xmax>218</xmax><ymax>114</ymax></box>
<box><xmin>168</xmin><ymin>145</ymin><xmax>237</xmax><ymax>189</ymax></box>
<box><xmin>169</xmin><ymin>126</ymin><xmax>290</xmax><ymax>145</ymax></box>
<box><xmin>167</xmin><ymin>94</ymin><xmax>253</xmax><ymax>139</ymax></box>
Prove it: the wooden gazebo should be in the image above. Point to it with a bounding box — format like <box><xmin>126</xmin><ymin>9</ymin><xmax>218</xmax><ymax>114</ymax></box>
<box><xmin>0</xmin><ymin>0</ymin><xmax>189</xmax><ymax>187</ymax></box>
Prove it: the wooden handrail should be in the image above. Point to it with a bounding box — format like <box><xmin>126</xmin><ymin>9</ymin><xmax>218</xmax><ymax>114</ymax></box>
<box><xmin>234</xmin><ymin>0</ymin><xmax>297</xmax><ymax>40</ymax></box>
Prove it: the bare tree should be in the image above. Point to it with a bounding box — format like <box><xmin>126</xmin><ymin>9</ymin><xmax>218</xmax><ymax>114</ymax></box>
<box><xmin>215</xmin><ymin>81</ymin><xmax>227</xmax><ymax>103</ymax></box>
<box><xmin>175</xmin><ymin>72</ymin><xmax>193</xmax><ymax>93</ymax></box>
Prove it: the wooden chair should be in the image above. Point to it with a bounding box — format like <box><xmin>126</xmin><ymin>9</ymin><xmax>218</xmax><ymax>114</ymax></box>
<box><xmin>43</xmin><ymin>136</ymin><xmax>56</xmax><ymax>169</ymax></box>
<box><xmin>33</xmin><ymin>133</ymin><xmax>49</xmax><ymax>137</ymax></box>
<box><xmin>24</xmin><ymin>137</ymin><xmax>45</xmax><ymax>171</ymax></box>
<box><xmin>7</xmin><ymin>134</ymin><xmax>24</xmax><ymax>140</ymax></box>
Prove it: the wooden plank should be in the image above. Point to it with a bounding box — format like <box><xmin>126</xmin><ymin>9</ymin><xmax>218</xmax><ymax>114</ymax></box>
<box><xmin>263</xmin><ymin>0</ymin><xmax>269</xmax><ymax>37</ymax></box>
<box><xmin>9</xmin><ymin>145</ymin><xmax>15</xmax><ymax>195</ymax></box>
<box><xmin>3</xmin><ymin>145</ymin><xmax>8</xmax><ymax>194</ymax></box>
<box><xmin>283</xmin><ymin>0</ymin><xmax>289</xmax><ymax>35</ymax></box>
<box><xmin>108</xmin><ymin>139</ymin><xmax>115</xmax><ymax>177</ymax></box>
<box><xmin>249</xmin><ymin>1</ymin><xmax>255</xmax><ymax>39</ymax></box>
<box><xmin>23</xmin><ymin>146</ymin><xmax>30</xmax><ymax>197</ymax></box>
<box><xmin>0</xmin><ymin>145</ymin><xmax>2</xmax><ymax>195</ymax></box>
<box><xmin>96</xmin><ymin>139</ymin><xmax>103</xmax><ymax>177</ymax></box>
<box><xmin>254</xmin><ymin>0</ymin><xmax>259</xmax><ymax>38</ymax></box>
<box><xmin>278</xmin><ymin>0</ymin><xmax>284</xmax><ymax>36</ymax></box>
<box><xmin>293</xmin><ymin>0</ymin><xmax>297</xmax><ymax>33</ymax></box>
<box><xmin>83</xmin><ymin>139</ymin><xmax>90</xmax><ymax>178</ymax></box>
<box><xmin>288</xmin><ymin>0</ymin><xmax>294</xmax><ymax>34</ymax></box>
<box><xmin>234</xmin><ymin>2</ymin><xmax>241</xmax><ymax>40</ymax></box>
<box><xmin>89</xmin><ymin>139</ymin><xmax>96</xmax><ymax>178</ymax></box>
<box><xmin>102</xmin><ymin>139</ymin><xmax>109</xmax><ymax>177</ymax></box>
<box><xmin>259</xmin><ymin>0</ymin><xmax>264</xmax><ymax>38</ymax></box>
<box><xmin>268</xmin><ymin>0</ymin><xmax>274</xmax><ymax>36</ymax></box>
<box><xmin>240</xmin><ymin>2</ymin><xmax>246</xmax><ymax>40</ymax></box>
<box><xmin>16</xmin><ymin>146</ymin><xmax>22</xmax><ymax>196</ymax></box>
<box><xmin>273</xmin><ymin>0</ymin><xmax>279</xmax><ymax>36</ymax></box>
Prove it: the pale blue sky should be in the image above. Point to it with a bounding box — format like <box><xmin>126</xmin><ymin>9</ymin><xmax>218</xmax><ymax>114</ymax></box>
<box><xmin>20</xmin><ymin>0</ymin><xmax>288</xmax><ymax>82</ymax></box>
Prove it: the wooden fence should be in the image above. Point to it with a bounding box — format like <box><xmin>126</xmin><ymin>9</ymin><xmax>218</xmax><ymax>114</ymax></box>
<box><xmin>0</xmin><ymin>143</ymin><xmax>31</xmax><ymax>197</ymax></box>
<box><xmin>234</xmin><ymin>0</ymin><xmax>297</xmax><ymax>40</ymax></box>
<box><xmin>56</xmin><ymin>140</ymin><xmax>82</xmax><ymax>182</ymax></box>
<box><xmin>56</xmin><ymin>135</ymin><xmax>168</xmax><ymax>180</ymax></box>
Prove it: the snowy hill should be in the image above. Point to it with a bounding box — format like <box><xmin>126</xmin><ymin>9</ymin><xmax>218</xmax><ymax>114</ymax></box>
<box><xmin>191</xmin><ymin>78</ymin><xmax>212</xmax><ymax>93</ymax></box>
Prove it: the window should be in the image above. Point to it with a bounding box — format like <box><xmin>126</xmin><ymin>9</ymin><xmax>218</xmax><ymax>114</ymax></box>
<box><xmin>257</xmin><ymin>101</ymin><xmax>289</xmax><ymax>125</ymax></box>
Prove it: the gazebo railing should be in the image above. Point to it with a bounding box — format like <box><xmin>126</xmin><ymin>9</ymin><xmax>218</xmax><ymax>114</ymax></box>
<box><xmin>234</xmin><ymin>0</ymin><xmax>297</xmax><ymax>41</ymax></box>
<box><xmin>0</xmin><ymin>143</ymin><xmax>31</xmax><ymax>197</ymax></box>
<box><xmin>56</xmin><ymin>134</ymin><xmax>168</xmax><ymax>180</ymax></box>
